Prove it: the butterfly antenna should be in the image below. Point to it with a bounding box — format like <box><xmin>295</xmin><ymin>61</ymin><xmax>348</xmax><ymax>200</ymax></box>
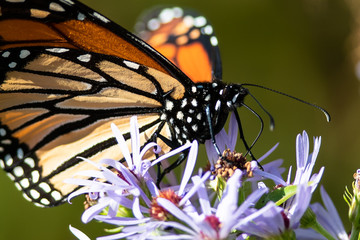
<box><xmin>242</xmin><ymin>83</ymin><xmax>331</xmax><ymax>122</ymax></box>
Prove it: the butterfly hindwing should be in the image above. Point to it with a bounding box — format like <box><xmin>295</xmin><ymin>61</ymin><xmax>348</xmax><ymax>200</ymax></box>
<box><xmin>135</xmin><ymin>6</ymin><xmax>222</xmax><ymax>83</ymax></box>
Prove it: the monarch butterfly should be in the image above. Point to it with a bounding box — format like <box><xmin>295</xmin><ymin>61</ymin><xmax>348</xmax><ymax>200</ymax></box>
<box><xmin>0</xmin><ymin>0</ymin><xmax>329</xmax><ymax>208</ymax></box>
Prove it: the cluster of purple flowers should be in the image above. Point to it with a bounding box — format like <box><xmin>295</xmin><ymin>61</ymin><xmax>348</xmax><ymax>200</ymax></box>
<box><xmin>67</xmin><ymin>115</ymin><xmax>351</xmax><ymax>240</ymax></box>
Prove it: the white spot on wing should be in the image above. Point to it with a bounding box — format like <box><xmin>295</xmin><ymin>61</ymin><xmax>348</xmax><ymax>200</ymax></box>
<box><xmin>148</xmin><ymin>18</ymin><xmax>160</xmax><ymax>31</ymax></box>
<box><xmin>30</xmin><ymin>189</ymin><xmax>40</xmax><ymax>199</ymax></box>
<box><xmin>46</xmin><ymin>48</ymin><xmax>69</xmax><ymax>53</ymax></box>
<box><xmin>60</xmin><ymin>0</ymin><xmax>74</xmax><ymax>5</ymax></box>
<box><xmin>172</xmin><ymin>7</ymin><xmax>183</xmax><ymax>18</ymax></box>
<box><xmin>203</xmin><ymin>25</ymin><xmax>213</xmax><ymax>35</ymax></box>
<box><xmin>2</xmin><ymin>51</ymin><xmax>10</xmax><ymax>58</ymax></box>
<box><xmin>17</xmin><ymin>148</ymin><xmax>24</xmax><ymax>159</ymax></box>
<box><xmin>5</xmin><ymin>154</ymin><xmax>13</xmax><ymax>166</ymax></box>
<box><xmin>184</xmin><ymin>16</ymin><xmax>194</xmax><ymax>27</ymax></box>
<box><xmin>9</xmin><ymin>62</ymin><xmax>17</xmax><ymax>68</ymax></box>
<box><xmin>31</xmin><ymin>170</ymin><xmax>40</xmax><ymax>183</ymax></box>
<box><xmin>24</xmin><ymin>157</ymin><xmax>35</xmax><ymax>168</ymax></box>
<box><xmin>191</xmin><ymin>99</ymin><xmax>198</xmax><ymax>107</ymax></box>
<box><xmin>0</xmin><ymin>128</ymin><xmax>6</xmax><ymax>136</ymax></box>
<box><xmin>123</xmin><ymin>60</ymin><xmax>139</xmax><ymax>69</ymax></box>
<box><xmin>22</xmin><ymin>193</ymin><xmax>32</xmax><ymax>202</ymax></box>
<box><xmin>1</xmin><ymin>139</ymin><xmax>11</xmax><ymax>145</ymax></box>
<box><xmin>176</xmin><ymin>111</ymin><xmax>184</xmax><ymax>120</ymax></box>
<box><xmin>15</xmin><ymin>183</ymin><xmax>21</xmax><ymax>191</ymax></box>
<box><xmin>13</xmin><ymin>166</ymin><xmax>24</xmax><ymax>177</ymax></box>
<box><xmin>93</xmin><ymin>12</ymin><xmax>110</xmax><ymax>23</ymax></box>
<box><xmin>210</xmin><ymin>36</ymin><xmax>218</xmax><ymax>46</ymax></box>
<box><xmin>51</xmin><ymin>191</ymin><xmax>62</xmax><ymax>201</ymax></box>
<box><xmin>159</xmin><ymin>8</ymin><xmax>175</xmax><ymax>24</ymax></box>
<box><xmin>20</xmin><ymin>178</ymin><xmax>30</xmax><ymax>188</ymax></box>
<box><xmin>181</xmin><ymin>99</ymin><xmax>187</xmax><ymax>108</ymax></box>
<box><xmin>39</xmin><ymin>182</ymin><xmax>51</xmax><ymax>193</ymax></box>
<box><xmin>49</xmin><ymin>2</ymin><xmax>65</xmax><ymax>12</ymax></box>
<box><xmin>19</xmin><ymin>50</ymin><xmax>30</xmax><ymax>59</ymax></box>
<box><xmin>7</xmin><ymin>173</ymin><xmax>15</xmax><ymax>181</ymax></box>
<box><xmin>165</xmin><ymin>100</ymin><xmax>174</xmax><ymax>111</ymax></box>
<box><xmin>40</xmin><ymin>198</ymin><xmax>50</xmax><ymax>205</ymax></box>
<box><xmin>77</xmin><ymin>12</ymin><xmax>85</xmax><ymax>20</ymax></box>
<box><xmin>77</xmin><ymin>54</ymin><xmax>91</xmax><ymax>62</ymax></box>
<box><xmin>194</xmin><ymin>16</ymin><xmax>206</xmax><ymax>27</ymax></box>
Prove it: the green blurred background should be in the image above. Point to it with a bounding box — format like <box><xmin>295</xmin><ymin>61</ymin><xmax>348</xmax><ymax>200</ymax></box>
<box><xmin>1</xmin><ymin>0</ymin><xmax>359</xmax><ymax>239</ymax></box>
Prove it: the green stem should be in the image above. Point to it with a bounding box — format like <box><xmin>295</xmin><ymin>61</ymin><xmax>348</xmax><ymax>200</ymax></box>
<box><xmin>350</xmin><ymin>225</ymin><xmax>360</xmax><ymax>240</ymax></box>
<box><xmin>311</xmin><ymin>221</ymin><xmax>337</xmax><ymax>240</ymax></box>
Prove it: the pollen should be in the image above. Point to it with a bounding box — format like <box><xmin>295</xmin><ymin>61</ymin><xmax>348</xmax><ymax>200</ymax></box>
<box><xmin>212</xmin><ymin>149</ymin><xmax>253</xmax><ymax>180</ymax></box>
<box><xmin>150</xmin><ymin>189</ymin><xmax>182</xmax><ymax>221</ymax></box>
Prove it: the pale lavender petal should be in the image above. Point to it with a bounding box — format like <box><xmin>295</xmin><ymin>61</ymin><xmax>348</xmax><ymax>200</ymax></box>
<box><xmin>69</xmin><ymin>225</ymin><xmax>91</xmax><ymax>240</ymax></box>
<box><xmin>205</xmin><ymin>139</ymin><xmax>218</xmax><ymax>165</ymax></box>
<box><xmin>311</xmin><ymin>186</ymin><xmax>348</xmax><ymax>240</ymax></box>
<box><xmin>227</xmin><ymin>112</ymin><xmax>238</xmax><ymax>151</ymax></box>
<box><xmin>257</xmin><ymin>143</ymin><xmax>279</xmax><ymax>163</ymax></box>
<box><xmin>179</xmin><ymin>171</ymin><xmax>210</xmax><ymax>206</ymax></box>
<box><xmin>236</xmin><ymin>202</ymin><xmax>284</xmax><ymax>237</ymax></box>
<box><xmin>294</xmin><ymin>229</ymin><xmax>327</xmax><ymax>240</ymax></box>
<box><xmin>193</xmin><ymin>175</ymin><xmax>211</xmax><ymax>215</ymax></box>
<box><xmin>216</xmin><ymin>169</ymin><xmax>242</xmax><ymax>223</ymax></box>
<box><xmin>253</xmin><ymin>169</ymin><xmax>286</xmax><ymax>186</ymax></box>
<box><xmin>156</xmin><ymin>221</ymin><xmax>198</xmax><ymax>236</ymax></box>
<box><xmin>81</xmin><ymin>198</ymin><xmax>110</xmax><ymax>223</ymax></box>
<box><xmin>130</xmin><ymin>116</ymin><xmax>140</xmax><ymax>167</ymax></box>
<box><xmin>97</xmin><ymin>231</ymin><xmax>136</xmax><ymax>240</ymax></box>
<box><xmin>111</xmin><ymin>123</ymin><xmax>132</xmax><ymax>168</ymax></box>
<box><xmin>289</xmin><ymin>184</ymin><xmax>312</xmax><ymax>228</ymax></box>
<box><xmin>157</xmin><ymin>198</ymin><xmax>200</xmax><ymax>233</ymax></box>
<box><xmin>233</xmin><ymin>187</ymin><xmax>268</xmax><ymax>219</ymax></box>
<box><xmin>178</xmin><ymin>141</ymin><xmax>198</xmax><ymax>196</ymax></box>
<box><xmin>94</xmin><ymin>215</ymin><xmax>150</xmax><ymax>225</ymax></box>
<box><xmin>132</xmin><ymin>197</ymin><xmax>143</xmax><ymax>219</ymax></box>
<box><xmin>151</xmin><ymin>142</ymin><xmax>192</xmax><ymax>166</ymax></box>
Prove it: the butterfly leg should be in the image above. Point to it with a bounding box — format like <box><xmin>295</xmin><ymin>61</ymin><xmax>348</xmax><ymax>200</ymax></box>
<box><xmin>234</xmin><ymin>109</ymin><xmax>264</xmax><ymax>170</ymax></box>
<box><xmin>153</xmin><ymin>133</ymin><xmax>190</xmax><ymax>187</ymax></box>
<box><xmin>205</xmin><ymin>104</ymin><xmax>222</xmax><ymax>156</ymax></box>
<box><xmin>156</xmin><ymin>151</ymin><xmax>189</xmax><ymax>188</ymax></box>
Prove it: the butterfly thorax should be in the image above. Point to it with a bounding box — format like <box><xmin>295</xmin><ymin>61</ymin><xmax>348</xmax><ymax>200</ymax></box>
<box><xmin>161</xmin><ymin>80</ymin><xmax>248</xmax><ymax>145</ymax></box>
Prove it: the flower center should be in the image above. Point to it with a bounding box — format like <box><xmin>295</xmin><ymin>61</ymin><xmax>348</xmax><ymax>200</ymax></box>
<box><xmin>212</xmin><ymin>149</ymin><xmax>253</xmax><ymax>180</ymax></box>
<box><xmin>150</xmin><ymin>189</ymin><xmax>182</xmax><ymax>221</ymax></box>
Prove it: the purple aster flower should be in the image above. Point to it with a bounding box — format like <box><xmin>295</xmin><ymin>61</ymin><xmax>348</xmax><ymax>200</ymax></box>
<box><xmin>253</xmin><ymin>131</ymin><xmax>323</xmax><ymax>189</ymax></box>
<box><xmin>236</xmin><ymin>183</ymin><xmax>314</xmax><ymax>238</ymax></box>
<box><xmin>145</xmin><ymin>169</ymin><xmax>268</xmax><ymax>240</ymax></box>
<box><xmin>205</xmin><ymin>113</ymin><xmax>285</xmax><ymax>181</ymax></box>
<box><xmin>66</xmin><ymin>116</ymin><xmax>200</xmax><ymax>239</ymax></box>
<box><xmin>310</xmin><ymin>186</ymin><xmax>348</xmax><ymax>240</ymax></box>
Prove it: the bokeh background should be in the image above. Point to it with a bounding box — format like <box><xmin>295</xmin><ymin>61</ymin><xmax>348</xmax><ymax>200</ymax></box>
<box><xmin>1</xmin><ymin>0</ymin><xmax>359</xmax><ymax>239</ymax></box>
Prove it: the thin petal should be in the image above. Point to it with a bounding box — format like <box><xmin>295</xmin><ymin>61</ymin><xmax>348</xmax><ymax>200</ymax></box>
<box><xmin>69</xmin><ymin>225</ymin><xmax>91</xmax><ymax>240</ymax></box>
<box><xmin>111</xmin><ymin>123</ymin><xmax>132</xmax><ymax>168</ymax></box>
<box><xmin>178</xmin><ymin>141</ymin><xmax>198</xmax><ymax>196</ymax></box>
<box><xmin>157</xmin><ymin>198</ymin><xmax>200</xmax><ymax>233</ymax></box>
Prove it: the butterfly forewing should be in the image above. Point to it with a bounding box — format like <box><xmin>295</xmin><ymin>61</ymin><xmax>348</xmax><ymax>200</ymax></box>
<box><xmin>0</xmin><ymin>0</ymin><xmax>192</xmax><ymax>83</ymax></box>
<box><xmin>0</xmin><ymin>46</ymin><xmax>178</xmax><ymax>206</ymax></box>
